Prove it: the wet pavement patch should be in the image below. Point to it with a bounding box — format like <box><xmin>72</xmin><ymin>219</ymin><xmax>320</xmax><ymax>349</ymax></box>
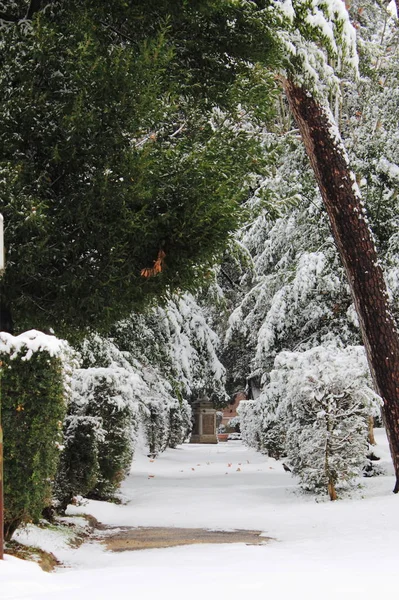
<box><xmin>102</xmin><ymin>527</ymin><xmax>271</xmax><ymax>552</ymax></box>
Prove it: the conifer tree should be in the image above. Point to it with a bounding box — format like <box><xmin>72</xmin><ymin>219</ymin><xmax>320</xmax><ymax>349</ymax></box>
<box><xmin>273</xmin><ymin>0</ymin><xmax>399</xmax><ymax>493</ymax></box>
<box><xmin>0</xmin><ymin>0</ymin><xmax>275</xmax><ymax>338</ymax></box>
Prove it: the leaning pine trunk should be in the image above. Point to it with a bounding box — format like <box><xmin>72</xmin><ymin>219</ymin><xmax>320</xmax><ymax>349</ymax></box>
<box><xmin>283</xmin><ymin>77</ymin><xmax>399</xmax><ymax>494</ymax></box>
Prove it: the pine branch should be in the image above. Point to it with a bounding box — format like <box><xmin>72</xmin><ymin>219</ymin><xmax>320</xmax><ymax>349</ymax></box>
<box><xmin>99</xmin><ymin>20</ymin><xmax>135</xmax><ymax>44</ymax></box>
<box><xmin>220</xmin><ymin>269</ymin><xmax>240</xmax><ymax>290</ymax></box>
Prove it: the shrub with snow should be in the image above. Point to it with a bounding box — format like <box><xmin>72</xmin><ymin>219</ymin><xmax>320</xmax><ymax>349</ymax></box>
<box><xmin>241</xmin><ymin>346</ymin><xmax>382</xmax><ymax>499</ymax></box>
<box><xmin>0</xmin><ymin>331</ymin><xmax>69</xmax><ymax>538</ymax></box>
<box><xmin>56</xmin><ymin>367</ymin><xmax>140</xmax><ymax>504</ymax></box>
<box><xmin>54</xmin><ymin>414</ymin><xmax>104</xmax><ymax>513</ymax></box>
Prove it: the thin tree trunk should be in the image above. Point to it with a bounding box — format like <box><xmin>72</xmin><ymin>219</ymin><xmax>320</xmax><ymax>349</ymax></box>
<box><xmin>326</xmin><ymin>412</ymin><xmax>337</xmax><ymax>501</ymax></box>
<box><xmin>368</xmin><ymin>416</ymin><xmax>376</xmax><ymax>446</ymax></box>
<box><xmin>283</xmin><ymin>77</ymin><xmax>399</xmax><ymax>494</ymax></box>
<box><xmin>327</xmin><ymin>480</ymin><xmax>338</xmax><ymax>501</ymax></box>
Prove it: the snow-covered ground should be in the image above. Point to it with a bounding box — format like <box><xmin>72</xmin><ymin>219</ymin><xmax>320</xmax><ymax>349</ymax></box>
<box><xmin>1</xmin><ymin>429</ymin><xmax>398</xmax><ymax>599</ymax></box>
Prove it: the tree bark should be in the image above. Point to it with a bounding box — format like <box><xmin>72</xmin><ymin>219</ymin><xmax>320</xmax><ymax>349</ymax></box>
<box><xmin>368</xmin><ymin>416</ymin><xmax>376</xmax><ymax>446</ymax></box>
<box><xmin>283</xmin><ymin>77</ymin><xmax>399</xmax><ymax>494</ymax></box>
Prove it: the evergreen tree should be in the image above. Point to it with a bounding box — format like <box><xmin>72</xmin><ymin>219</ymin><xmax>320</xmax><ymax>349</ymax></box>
<box><xmin>270</xmin><ymin>346</ymin><xmax>380</xmax><ymax>499</ymax></box>
<box><xmin>0</xmin><ymin>0</ymin><xmax>276</xmax><ymax>337</ymax></box>
<box><xmin>209</xmin><ymin>0</ymin><xmax>399</xmax><ymax>495</ymax></box>
<box><xmin>275</xmin><ymin>0</ymin><xmax>399</xmax><ymax>493</ymax></box>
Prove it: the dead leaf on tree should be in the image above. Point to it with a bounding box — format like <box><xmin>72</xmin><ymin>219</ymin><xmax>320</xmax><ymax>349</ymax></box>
<box><xmin>141</xmin><ymin>249</ymin><xmax>166</xmax><ymax>278</ymax></box>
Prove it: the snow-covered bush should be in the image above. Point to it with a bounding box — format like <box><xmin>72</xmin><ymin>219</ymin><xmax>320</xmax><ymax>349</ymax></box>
<box><xmin>77</xmin><ymin>328</ymin><xmax>193</xmax><ymax>458</ymax></box>
<box><xmin>168</xmin><ymin>399</ymin><xmax>192</xmax><ymax>449</ymax></box>
<box><xmin>141</xmin><ymin>396</ymin><xmax>191</xmax><ymax>457</ymax></box>
<box><xmin>142</xmin><ymin>398</ymin><xmax>171</xmax><ymax>458</ymax></box>
<box><xmin>67</xmin><ymin>292</ymin><xmax>224</xmax><ymax>464</ymax></box>
<box><xmin>56</xmin><ymin>367</ymin><xmax>140</xmax><ymax>503</ymax></box>
<box><xmin>80</xmin><ymin>369</ymin><xmax>139</xmax><ymax>498</ymax></box>
<box><xmin>243</xmin><ymin>346</ymin><xmax>382</xmax><ymax>499</ymax></box>
<box><xmin>237</xmin><ymin>401</ymin><xmax>261</xmax><ymax>450</ymax></box>
<box><xmin>227</xmin><ymin>415</ymin><xmax>240</xmax><ymax>431</ymax></box>
<box><xmin>0</xmin><ymin>331</ymin><xmax>69</xmax><ymax>538</ymax></box>
<box><xmin>54</xmin><ymin>414</ymin><xmax>104</xmax><ymax>513</ymax></box>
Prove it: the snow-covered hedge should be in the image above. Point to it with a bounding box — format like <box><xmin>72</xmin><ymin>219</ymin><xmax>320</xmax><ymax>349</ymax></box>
<box><xmin>237</xmin><ymin>401</ymin><xmax>260</xmax><ymax>449</ymax></box>
<box><xmin>68</xmin><ymin>292</ymin><xmax>224</xmax><ymax>468</ymax></box>
<box><xmin>0</xmin><ymin>331</ymin><xmax>69</xmax><ymax>538</ymax></box>
<box><xmin>55</xmin><ymin>367</ymin><xmax>140</xmax><ymax>507</ymax></box>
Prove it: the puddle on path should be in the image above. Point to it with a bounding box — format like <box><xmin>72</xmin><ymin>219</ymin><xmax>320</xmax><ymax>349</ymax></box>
<box><xmin>102</xmin><ymin>527</ymin><xmax>271</xmax><ymax>552</ymax></box>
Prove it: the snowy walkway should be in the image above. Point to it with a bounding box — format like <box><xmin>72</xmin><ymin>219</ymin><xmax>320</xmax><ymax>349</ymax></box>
<box><xmin>2</xmin><ymin>432</ymin><xmax>399</xmax><ymax>599</ymax></box>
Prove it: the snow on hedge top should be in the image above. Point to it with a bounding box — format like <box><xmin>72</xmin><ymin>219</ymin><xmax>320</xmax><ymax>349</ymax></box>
<box><xmin>0</xmin><ymin>329</ymin><xmax>67</xmax><ymax>361</ymax></box>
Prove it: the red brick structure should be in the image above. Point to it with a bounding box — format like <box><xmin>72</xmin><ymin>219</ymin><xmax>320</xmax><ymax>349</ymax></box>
<box><xmin>220</xmin><ymin>391</ymin><xmax>247</xmax><ymax>431</ymax></box>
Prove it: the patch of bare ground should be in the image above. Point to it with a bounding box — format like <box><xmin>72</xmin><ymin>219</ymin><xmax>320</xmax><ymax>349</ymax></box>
<box><xmin>5</xmin><ymin>540</ymin><xmax>60</xmax><ymax>572</ymax></box>
<box><xmin>5</xmin><ymin>518</ymin><xmax>272</xmax><ymax>569</ymax></box>
<box><xmin>100</xmin><ymin>527</ymin><xmax>272</xmax><ymax>552</ymax></box>
<box><xmin>5</xmin><ymin>514</ymin><xmax>100</xmax><ymax>571</ymax></box>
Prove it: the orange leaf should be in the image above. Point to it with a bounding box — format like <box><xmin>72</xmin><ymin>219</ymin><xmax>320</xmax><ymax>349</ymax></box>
<box><xmin>141</xmin><ymin>249</ymin><xmax>166</xmax><ymax>278</ymax></box>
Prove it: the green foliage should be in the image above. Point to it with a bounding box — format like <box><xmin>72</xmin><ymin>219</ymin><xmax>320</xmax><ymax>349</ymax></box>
<box><xmin>53</xmin><ymin>415</ymin><xmax>102</xmax><ymax>513</ymax></box>
<box><xmin>168</xmin><ymin>401</ymin><xmax>192</xmax><ymax>449</ymax></box>
<box><xmin>0</xmin><ymin>0</ymin><xmax>277</xmax><ymax>338</ymax></box>
<box><xmin>54</xmin><ymin>367</ymin><xmax>137</xmax><ymax>507</ymax></box>
<box><xmin>144</xmin><ymin>400</ymin><xmax>170</xmax><ymax>458</ymax></box>
<box><xmin>89</xmin><ymin>376</ymin><xmax>134</xmax><ymax>499</ymax></box>
<box><xmin>0</xmin><ymin>349</ymin><xmax>66</xmax><ymax>539</ymax></box>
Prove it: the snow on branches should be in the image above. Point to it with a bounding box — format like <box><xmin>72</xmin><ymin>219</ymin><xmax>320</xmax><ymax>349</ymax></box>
<box><xmin>240</xmin><ymin>345</ymin><xmax>382</xmax><ymax>499</ymax></box>
<box><xmin>271</xmin><ymin>0</ymin><xmax>359</xmax><ymax>93</ymax></box>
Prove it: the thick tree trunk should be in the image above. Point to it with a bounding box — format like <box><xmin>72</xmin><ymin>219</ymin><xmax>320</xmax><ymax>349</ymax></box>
<box><xmin>283</xmin><ymin>78</ymin><xmax>399</xmax><ymax>494</ymax></box>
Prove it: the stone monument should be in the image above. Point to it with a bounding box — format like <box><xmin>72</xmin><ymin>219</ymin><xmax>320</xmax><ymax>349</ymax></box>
<box><xmin>190</xmin><ymin>398</ymin><xmax>218</xmax><ymax>444</ymax></box>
